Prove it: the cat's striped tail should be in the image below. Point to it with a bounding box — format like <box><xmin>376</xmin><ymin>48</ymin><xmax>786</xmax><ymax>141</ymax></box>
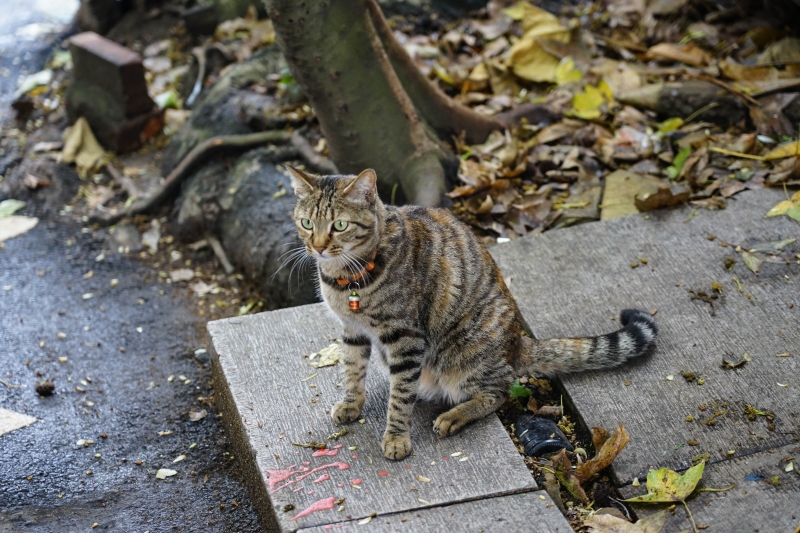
<box><xmin>516</xmin><ymin>309</ymin><xmax>658</xmax><ymax>375</ymax></box>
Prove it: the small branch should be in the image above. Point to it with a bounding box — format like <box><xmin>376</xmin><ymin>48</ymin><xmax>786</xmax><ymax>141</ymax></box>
<box><xmin>185</xmin><ymin>47</ymin><xmax>207</xmax><ymax>108</ymax></box>
<box><xmin>207</xmin><ymin>234</ymin><xmax>235</xmax><ymax>275</ymax></box>
<box><xmin>290</xmin><ymin>134</ymin><xmax>338</xmax><ymax>174</ymax></box>
<box><xmin>106</xmin><ymin>164</ymin><xmax>144</xmax><ymax>199</ymax></box>
<box><xmin>0</xmin><ymin>379</ymin><xmax>22</xmax><ymax>389</ymax></box>
<box><xmin>690</xmin><ymin>73</ymin><xmax>761</xmax><ymax>107</ymax></box>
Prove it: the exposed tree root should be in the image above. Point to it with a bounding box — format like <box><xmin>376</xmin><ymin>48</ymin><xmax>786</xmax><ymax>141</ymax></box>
<box><xmin>91</xmin><ymin>130</ymin><xmax>336</xmax><ymax>226</ymax></box>
<box><xmin>364</xmin><ymin>0</ymin><xmax>504</xmax><ymax>144</ymax></box>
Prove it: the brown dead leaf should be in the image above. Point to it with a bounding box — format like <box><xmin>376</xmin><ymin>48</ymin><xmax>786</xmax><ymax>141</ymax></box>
<box><xmin>575</xmin><ymin>424</ymin><xmax>630</xmax><ymax>483</ymax></box>
<box><xmin>549</xmin><ymin>448</ymin><xmax>589</xmax><ymax>502</ymax></box>
<box><xmin>23</xmin><ymin>173</ymin><xmax>52</xmax><ymax>189</ymax></box>
<box><xmin>720</xmin><ymin>59</ymin><xmax>779</xmax><ymax>82</ymax></box>
<box><xmin>584</xmin><ymin>510</ymin><xmax>667</xmax><ymax>533</ymax></box>
<box><xmin>592</xmin><ymin>426</ymin><xmax>611</xmax><ymax>452</ymax></box>
<box><xmin>634</xmin><ymin>184</ymin><xmax>691</xmax><ymax>212</ymax></box>
<box><xmin>646</xmin><ymin>42</ymin><xmax>711</xmax><ymax>67</ymax></box>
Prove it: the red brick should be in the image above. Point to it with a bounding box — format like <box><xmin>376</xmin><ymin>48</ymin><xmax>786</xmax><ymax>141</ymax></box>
<box><xmin>66</xmin><ymin>32</ymin><xmax>160</xmax><ymax>152</ymax></box>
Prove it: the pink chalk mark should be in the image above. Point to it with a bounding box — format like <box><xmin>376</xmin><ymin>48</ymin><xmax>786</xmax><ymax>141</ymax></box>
<box><xmin>312</xmin><ymin>448</ymin><xmax>339</xmax><ymax>457</ymax></box>
<box><xmin>404</xmin><ymin>465</ymin><xmax>410</xmax><ymax>469</ymax></box>
<box><xmin>290</xmin><ymin>496</ymin><xmax>336</xmax><ymax>521</ymax></box>
<box><xmin>337</xmin><ymin>483</ymin><xmax>344</xmax><ymax>488</ymax></box>
<box><xmin>313</xmin><ymin>473</ymin><xmax>330</xmax><ymax>484</ymax></box>
<box><xmin>377</xmin><ymin>471</ymin><xmax>388</xmax><ymax>476</ymax></box>
<box><xmin>303</xmin><ymin>461</ymin><xmax>311</xmax><ymax>466</ymax></box>
<box><xmin>351</xmin><ymin>455</ymin><xmax>358</xmax><ymax>459</ymax></box>
<box><xmin>265</xmin><ymin>464</ymin><xmax>300</xmax><ymax>492</ymax></box>
<box><xmin>293</xmin><ymin>487</ymin><xmax>304</xmax><ymax>493</ymax></box>
<box><xmin>325</xmin><ymin>526</ymin><xmax>333</xmax><ymax>530</ymax></box>
<box><xmin>350</xmin><ymin>478</ymin><xmax>362</xmax><ymax>485</ymax></box>
<box><xmin>271</xmin><ymin>462</ymin><xmax>350</xmax><ymax>493</ymax></box>
<box><xmin>308</xmin><ymin>490</ymin><xmax>315</xmax><ymax>495</ymax></box>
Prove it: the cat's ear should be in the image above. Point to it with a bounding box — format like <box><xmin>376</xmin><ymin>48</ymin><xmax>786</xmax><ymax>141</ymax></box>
<box><xmin>343</xmin><ymin>169</ymin><xmax>377</xmax><ymax>203</ymax></box>
<box><xmin>286</xmin><ymin>166</ymin><xmax>317</xmax><ymax>198</ymax></box>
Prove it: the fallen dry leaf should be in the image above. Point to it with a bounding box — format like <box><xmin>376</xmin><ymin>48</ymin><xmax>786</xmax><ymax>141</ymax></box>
<box><xmin>584</xmin><ymin>510</ymin><xmax>667</xmax><ymax>533</ymax></box>
<box><xmin>61</xmin><ymin>117</ymin><xmax>109</xmax><ymax>174</ymax></box>
<box><xmin>575</xmin><ymin>424</ymin><xmax>630</xmax><ymax>482</ymax></box>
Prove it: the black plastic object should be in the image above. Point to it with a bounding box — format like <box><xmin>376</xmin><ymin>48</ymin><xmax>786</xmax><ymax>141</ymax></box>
<box><xmin>515</xmin><ymin>414</ymin><xmax>574</xmax><ymax>457</ymax></box>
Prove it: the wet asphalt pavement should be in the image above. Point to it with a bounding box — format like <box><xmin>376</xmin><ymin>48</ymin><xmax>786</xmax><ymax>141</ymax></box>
<box><xmin>0</xmin><ymin>221</ymin><xmax>260</xmax><ymax>532</ymax></box>
<box><xmin>1</xmin><ymin>4</ymin><xmax>262</xmax><ymax>532</ymax></box>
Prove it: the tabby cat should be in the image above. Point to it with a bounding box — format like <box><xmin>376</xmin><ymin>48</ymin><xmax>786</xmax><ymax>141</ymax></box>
<box><xmin>288</xmin><ymin>167</ymin><xmax>657</xmax><ymax>460</ymax></box>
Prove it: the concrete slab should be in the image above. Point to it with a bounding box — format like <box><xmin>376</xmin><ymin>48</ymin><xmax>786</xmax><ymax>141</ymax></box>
<box><xmin>622</xmin><ymin>443</ymin><xmax>800</xmax><ymax>533</ymax></box>
<box><xmin>296</xmin><ymin>491</ymin><xmax>571</xmax><ymax>532</ymax></box>
<box><xmin>491</xmin><ymin>189</ymin><xmax>800</xmax><ymax>485</ymax></box>
<box><xmin>208</xmin><ymin>304</ymin><xmax>570</xmax><ymax>532</ymax></box>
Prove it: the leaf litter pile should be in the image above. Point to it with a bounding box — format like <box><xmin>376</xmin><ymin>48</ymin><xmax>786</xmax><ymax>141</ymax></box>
<box><xmin>504</xmin><ymin>375</ymin><xmax>738</xmax><ymax>532</ymax></box>
<box><xmin>422</xmin><ymin>0</ymin><xmax>800</xmax><ymax>239</ymax></box>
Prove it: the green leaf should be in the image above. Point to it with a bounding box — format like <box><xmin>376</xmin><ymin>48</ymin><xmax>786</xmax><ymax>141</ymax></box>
<box><xmin>624</xmin><ymin>462</ymin><xmax>705</xmax><ymax>504</ymax></box>
<box><xmin>741</xmin><ymin>251</ymin><xmax>763</xmax><ymax>274</ymax></box>
<box><xmin>673</xmin><ymin>147</ymin><xmax>691</xmax><ymax>172</ymax></box>
<box><xmin>748</xmin><ymin>238</ymin><xmax>796</xmax><ymax>253</ymax></box>
<box><xmin>0</xmin><ymin>200</ymin><xmax>26</xmax><ymax>219</ymax></box>
<box><xmin>658</xmin><ymin>117</ymin><xmax>684</xmax><ymax>134</ymax></box>
<box><xmin>509</xmin><ymin>378</ymin><xmax>533</xmax><ymax>399</ymax></box>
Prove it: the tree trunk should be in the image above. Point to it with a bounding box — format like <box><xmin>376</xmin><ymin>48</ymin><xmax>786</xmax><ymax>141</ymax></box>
<box><xmin>264</xmin><ymin>0</ymin><xmax>502</xmax><ymax>206</ymax></box>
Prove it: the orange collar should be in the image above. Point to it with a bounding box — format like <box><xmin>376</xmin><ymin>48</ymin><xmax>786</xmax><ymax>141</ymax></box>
<box><xmin>335</xmin><ymin>251</ymin><xmax>377</xmax><ymax>287</ymax></box>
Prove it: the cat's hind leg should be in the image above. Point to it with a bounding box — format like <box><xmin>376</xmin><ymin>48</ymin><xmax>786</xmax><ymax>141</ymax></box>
<box><xmin>331</xmin><ymin>329</ymin><xmax>371</xmax><ymax>424</ymax></box>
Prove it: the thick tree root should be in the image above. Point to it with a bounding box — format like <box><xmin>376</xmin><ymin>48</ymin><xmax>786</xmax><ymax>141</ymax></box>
<box><xmin>364</xmin><ymin>0</ymin><xmax>504</xmax><ymax>144</ymax></box>
<box><xmin>90</xmin><ymin>130</ymin><xmax>336</xmax><ymax>226</ymax></box>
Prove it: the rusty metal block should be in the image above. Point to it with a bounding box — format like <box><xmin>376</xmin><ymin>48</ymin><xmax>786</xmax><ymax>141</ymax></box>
<box><xmin>66</xmin><ymin>32</ymin><xmax>161</xmax><ymax>153</ymax></box>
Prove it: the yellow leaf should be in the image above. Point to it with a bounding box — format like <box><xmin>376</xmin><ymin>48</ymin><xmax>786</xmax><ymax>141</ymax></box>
<box><xmin>624</xmin><ymin>462</ymin><xmax>705</xmax><ymax>503</ymax></box>
<box><xmin>571</xmin><ymin>84</ymin><xmax>606</xmax><ymax>119</ymax></box>
<box><xmin>555</xmin><ymin>57</ymin><xmax>583</xmax><ymax>85</ymax></box>
<box><xmin>763</xmin><ymin>140</ymin><xmax>800</xmax><ymax>160</ymax></box>
<box><xmin>504</xmin><ymin>1</ymin><xmax>563</xmax><ymax>34</ymax></box>
<box><xmin>505</xmin><ymin>2</ymin><xmax>569</xmax><ymax>82</ymax></box>
<box><xmin>766</xmin><ymin>191</ymin><xmax>800</xmax><ymax>221</ymax></box>
<box><xmin>598</xmin><ymin>79</ymin><xmax>614</xmax><ymax>102</ymax></box>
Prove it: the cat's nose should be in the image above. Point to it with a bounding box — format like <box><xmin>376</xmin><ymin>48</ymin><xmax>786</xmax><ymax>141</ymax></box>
<box><xmin>314</xmin><ymin>246</ymin><xmax>326</xmax><ymax>254</ymax></box>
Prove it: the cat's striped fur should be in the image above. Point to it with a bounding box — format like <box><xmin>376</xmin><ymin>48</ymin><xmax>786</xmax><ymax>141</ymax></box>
<box><xmin>288</xmin><ymin>167</ymin><xmax>657</xmax><ymax>460</ymax></box>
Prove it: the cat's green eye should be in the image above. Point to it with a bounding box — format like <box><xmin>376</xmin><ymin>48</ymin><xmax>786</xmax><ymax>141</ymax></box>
<box><xmin>300</xmin><ymin>218</ymin><xmax>313</xmax><ymax>230</ymax></box>
<box><xmin>333</xmin><ymin>220</ymin><xmax>349</xmax><ymax>231</ymax></box>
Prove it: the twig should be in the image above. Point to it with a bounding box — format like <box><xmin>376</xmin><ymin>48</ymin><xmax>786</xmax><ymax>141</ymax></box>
<box><xmin>106</xmin><ymin>164</ymin><xmax>144</xmax><ymax>199</ymax></box>
<box><xmin>684</xmin><ymin>102</ymin><xmax>719</xmax><ymax>124</ymax></box>
<box><xmin>207</xmin><ymin>234</ymin><xmax>235</xmax><ymax>275</ymax></box>
<box><xmin>697</xmin><ymin>484</ymin><xmax>735</xmax><ymax>493</ymax></box>
<box><xmin>0</xmin><ymin>379</ymin><xmax>22</xmax><ymax>389</ymax></box>
<box><xmin>709</xmin><ymin>146</ymin><xmax>765</xmax><ymax>161</ymax></box>
<box><xmin>682</xmin><ymin>500</ymin><xmax>699</xmax><ymax>533</ymax></box>
<box><xmin>186</xmin><ymin>47</ymin><xmax>207</xmax><ymax>108</ymax></box>
<box><xmin>290</xmin><ymin>134</ymin><xmax>338</xmax><ymax>175</ymax></box>
<box><xmin>690</xmin><ymin>73</ymin><xmax>761</xmax><ymax>107</ymax></box>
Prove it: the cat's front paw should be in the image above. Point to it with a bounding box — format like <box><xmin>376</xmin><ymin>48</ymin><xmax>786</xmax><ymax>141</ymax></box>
<box><xmin>331</xmin><ymin>401</ymin><xmax>363</xmax><ymax>423</ymax></box>
<box><xmin>381</xmin><ymin>434</ymin><xmax>412</xmax><ymax>460</ymax></box>
<box><xmin>433</xmin><ymin>411</ymin><xmax>468</xmax><ymax>437</ymax></box>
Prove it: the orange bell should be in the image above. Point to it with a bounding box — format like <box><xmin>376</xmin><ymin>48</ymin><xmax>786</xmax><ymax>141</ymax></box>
<box><xmin>348</xmin><ymin>290</ymin><xmax>361</xmax><ymax>312</ymax></box>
